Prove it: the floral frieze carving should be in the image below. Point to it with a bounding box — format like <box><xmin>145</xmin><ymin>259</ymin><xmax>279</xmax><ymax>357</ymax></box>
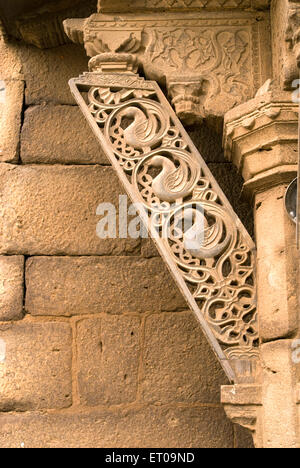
<box><xmin>64</xmin><ymin>11</ymin><xmax>271</xmax><ymax>124</ymax></box>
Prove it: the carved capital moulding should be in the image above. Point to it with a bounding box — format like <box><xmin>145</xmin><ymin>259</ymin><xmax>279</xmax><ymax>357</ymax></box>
<box><xmin>223</xmin><ymin>85</ymin><xmax>299</xmax><ymax>195</ymax></box>
<box><xmin>64</xmin><ymin>10</ymin><xmax>271</xmax><ymax>124</ymax></box>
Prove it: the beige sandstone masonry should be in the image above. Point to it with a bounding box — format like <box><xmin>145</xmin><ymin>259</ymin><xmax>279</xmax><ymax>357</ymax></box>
<box><xmin>0</xmin><ymin>256</ymin><xmax>24</xmax><ymax>322</ymax></box>
<box><xmin>2</xmin><ymin>0</ymin><xmax>300</xmax><ymax>449</ymax></box>
<box><xmin>0</xmin><ymin>24</ymin><xmax>253</xmax><ymax>447</ymax></box>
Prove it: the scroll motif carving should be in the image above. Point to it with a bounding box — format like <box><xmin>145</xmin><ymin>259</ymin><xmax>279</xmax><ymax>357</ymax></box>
<box><xmin>70</xmin><ymin>73</ymin><xmax>259</xmax><ymax>381</ymax></box>
<box><xmin>148</xmin><ymin>29</ymin><xmax>219</xmax><ymax>72</ymax></box>
<box><xmin>145</xmin><ymin>27</ymin><xmax>251</xmax><ymax>121</ymax></box>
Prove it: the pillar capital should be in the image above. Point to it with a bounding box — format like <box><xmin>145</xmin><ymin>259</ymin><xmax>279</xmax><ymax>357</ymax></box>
<box><xmin>223</xmin><ymin>85</ymin><xmax>298</xmax><ymax>196</ymax></box>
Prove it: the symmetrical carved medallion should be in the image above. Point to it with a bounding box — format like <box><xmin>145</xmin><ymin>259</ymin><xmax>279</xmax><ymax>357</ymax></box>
<box><xmin>69</xmin><ymin>72</ymin><xmax>259</xmax><ymax>381</ymax></box>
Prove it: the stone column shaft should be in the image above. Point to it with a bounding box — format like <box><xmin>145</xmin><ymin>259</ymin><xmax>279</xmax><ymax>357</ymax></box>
<box><xmin>223</xmin><ymin>86</ymin><xmax>300</xmax><ymax>448</ymax></box>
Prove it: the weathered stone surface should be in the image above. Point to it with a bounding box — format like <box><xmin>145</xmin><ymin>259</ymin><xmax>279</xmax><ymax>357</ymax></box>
<box><xmin>77</xmin><ymin>316</ymin><xmax>141</xmax><ymax>406</ymax></box>
<box><xmin>0</xmin><ymin>80</ymin><xmax>24</xmax><ymax>163</ymax></box>
<box><xmin>20</xmin><ymin>43</ymin><xmax>88</xmax><ymax>105</ymax></box>
<box><xmin>0</xmin><ymin>0</ymin><xmax>96</xmax><ymax>49</ymax></box>
<box><xmin>261</xmin><ymin>340</ymin><xmax>299</xmax><ymax>448</ymax></box>
<box><xmin>0</xmin><ymin>256</ymin><xmax>24</xmax><ymax>321</ymax></box>
<box><xmin>141</xmin><ymin>238</ymin><xmax>159</xmax><ymax>258</ymax></box>
<box><xmin>0</xmin><ymin>164</ymin><xmax>139</xmax><ymax>256</ymax></box>
<box><xmin>187</xmin><ymin>122</ymin><xmax>225</xmax><ymax>163</ymax></box>
<box><xmin>255</xmin><ymin>185</ymin><xmax>299</xmax><ymax>342</ymax></box>
<box><xmin>234</xmin><ymin>425</ymin><xmax>255</xmax><ymax>448</ymax></box>
<box><xmin>0</xmin><ymin>406</ymin><xmax>234</xmax><ymax>448</ymax></box>
<box><xmin>141</xmin><ymin>312</ymin><xmax>227</xmax><ymax>404</ymax></box>
<box><xmin>0</xmin><ymin>37</ymin><xmax>23</xmax><ymax>81</ymax></box>
<box><xmin>0</xmin><ymin>321</ymin><xmax>72</xmax><ymax>411</ymax></box>
<box><xmin>21</xmin><ymin>105</ymin><xmax>108</xmax><ymax>165</ymax></box>
<box><xmin>208</xmin><ymin>163</ymin><xmax>254</xmax><ymax>238</ymax></box>
<box><xmin>25</xmin><ymin>256</ymin><xmax>186</xmax><ymax>316</ymax></box>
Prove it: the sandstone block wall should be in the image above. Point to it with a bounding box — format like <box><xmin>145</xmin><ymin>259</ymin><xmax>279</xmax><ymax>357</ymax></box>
<box><xmin>0</xmin><ymin>34</ymin><xmax>254</xmax><ymax>448</ymax></box>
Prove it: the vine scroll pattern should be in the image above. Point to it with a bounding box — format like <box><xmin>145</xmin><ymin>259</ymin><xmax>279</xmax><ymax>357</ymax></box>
<box><xmin>70</xmin><ymin>73</ymin><xmax>259</xmax><ymax>382</ymax></box>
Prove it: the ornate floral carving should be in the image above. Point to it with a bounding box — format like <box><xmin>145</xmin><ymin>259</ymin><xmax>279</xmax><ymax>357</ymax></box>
<box><xmin>64</xmin><ymin>11</ymin><xmax>271</xmax><ymax>123</ymax></box>
<box><xmin>70</xmin><ymin>73</ymin><xmax>259</xmax><ymax>381</ymax></box>
<box><xmin>149</xmin><ymin>29</ymin><xmax>218</xmax><ymax>72</ymax></box>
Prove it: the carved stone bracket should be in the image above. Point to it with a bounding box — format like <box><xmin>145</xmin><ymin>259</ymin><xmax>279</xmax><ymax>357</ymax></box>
<box><xmin>64</xmin><ymin>10</ymin><xmax>271</xmax><ymax>124</ymax></box>
<box><xmin>68</xmin><ymin>69</ymin><xmax>259</xmax><ymax>382</ymax></box>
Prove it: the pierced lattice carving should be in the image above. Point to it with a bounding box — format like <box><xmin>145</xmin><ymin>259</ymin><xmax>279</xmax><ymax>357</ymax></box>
<box><xmin>70</xmin><ymin>73</ymin><xmax>259</xmax><ymax>381</ymax></box>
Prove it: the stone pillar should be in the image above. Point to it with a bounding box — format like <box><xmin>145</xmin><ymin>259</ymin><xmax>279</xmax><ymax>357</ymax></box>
<box><xmin>222</xmin><ymin>86</ymin><xmax>300</xmax><ymax>448</ymax></box>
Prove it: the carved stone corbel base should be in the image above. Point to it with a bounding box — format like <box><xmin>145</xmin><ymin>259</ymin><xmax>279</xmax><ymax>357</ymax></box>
<box><xmin>221</xmin><ymin>384</ymin><xmax>262</xmax><ymax>447</ymax></box>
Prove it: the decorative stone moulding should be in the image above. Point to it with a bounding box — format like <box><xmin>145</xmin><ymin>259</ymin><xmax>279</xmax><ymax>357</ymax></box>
<box><xmin>64</xmin><ymin>10</ymin><xmax>271</xmax><ymax>124</ymax></box>
<box><xmin>97</xmin><ymin>0</ymin><xmax>271</xmax><ymax>13</ymax></box>
<box><xmin>223</xmin><ymin>84</ymin><xmax>299</xmax><ymax>193</ymax></box>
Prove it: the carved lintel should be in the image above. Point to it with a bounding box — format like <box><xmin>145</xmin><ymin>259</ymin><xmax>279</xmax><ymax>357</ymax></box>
<box><xmin>64</xmin><ymin>10</ymin><xmax>271</xmax><ymax>124</ymax></box>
